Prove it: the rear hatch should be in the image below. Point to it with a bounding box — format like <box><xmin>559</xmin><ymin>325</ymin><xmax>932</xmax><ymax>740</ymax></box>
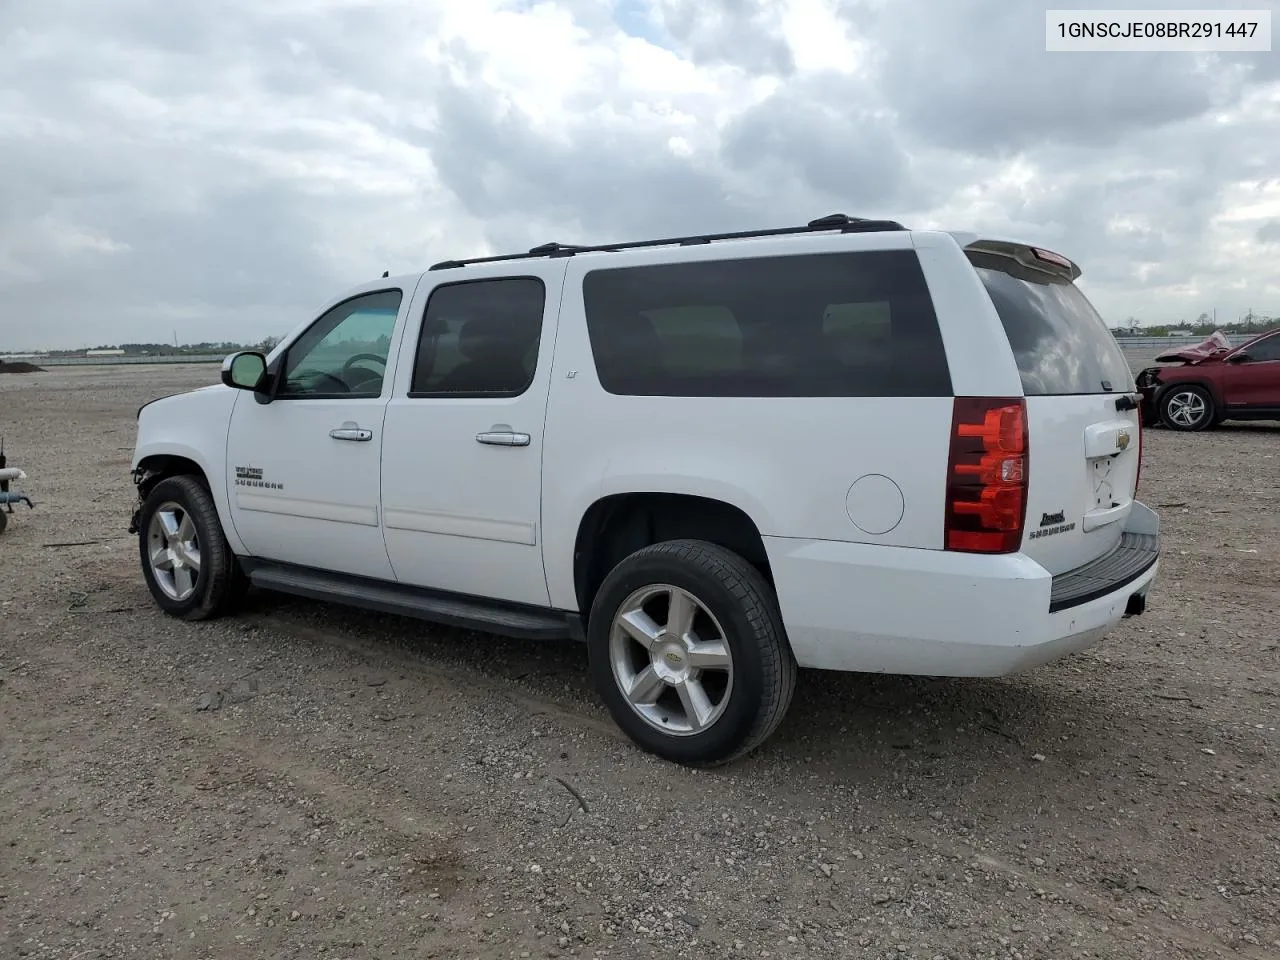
<box><xmin>967</xmin><ymin>242</ymin><xmax>1140</xmax><ymax>577</ymax></box>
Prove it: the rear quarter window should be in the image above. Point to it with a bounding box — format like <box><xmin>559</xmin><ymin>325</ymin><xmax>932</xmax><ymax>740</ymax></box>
<box><xmin>581</xmin><ymin>250</ymin><xmax>952</xmax><ymax>398</ymax></box>
<box><xmin>968</xmin><ymin>250</ymin><xmax>1134</xmax><ymax>396</ymax></box>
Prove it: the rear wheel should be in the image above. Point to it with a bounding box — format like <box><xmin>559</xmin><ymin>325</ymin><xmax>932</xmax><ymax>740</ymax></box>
<box><xmin>138</xmin><ymin>475</ymin><xmax>247</xmax><ymax>620</ymax></box>
<box><xmin>587</xmin><ymin>539</ymin><xmax>796</xmax><ymax>766</ymax></box>
<box><xmin>1161</xmin><ymin>385</ymin><xmax>1215</xmax><ymax>431</ymax></box>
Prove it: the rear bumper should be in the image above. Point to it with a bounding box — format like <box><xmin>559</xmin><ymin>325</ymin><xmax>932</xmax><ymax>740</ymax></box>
<box><xmin>1049</xmin><ymin>530</ymin><xmax>1158</xmax><ymax>612</ymax></box>
<box><xmin>766</xmin><ymin>501</ymin><xmax>1160</xmax><ymax>677</ymax></box>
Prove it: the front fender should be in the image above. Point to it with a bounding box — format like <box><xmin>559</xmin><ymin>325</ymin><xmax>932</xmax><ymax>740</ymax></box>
<box><xmin>132</xmin><ymin>386</ymin><xmax>244</xmax><ymax>554</ymax></box>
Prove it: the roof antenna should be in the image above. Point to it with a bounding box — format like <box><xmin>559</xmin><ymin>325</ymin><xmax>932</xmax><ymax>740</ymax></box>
<box><xmin>381</xmin><ymin>270</ymin><xmax>389</xmax><ymax>278</ymax></box>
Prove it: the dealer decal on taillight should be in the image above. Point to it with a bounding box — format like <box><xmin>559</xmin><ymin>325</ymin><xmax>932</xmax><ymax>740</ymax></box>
<box><xmin>944</xmin><ymin>397</ymin><xmax>1029</xmax><ymax>553</ymax></box>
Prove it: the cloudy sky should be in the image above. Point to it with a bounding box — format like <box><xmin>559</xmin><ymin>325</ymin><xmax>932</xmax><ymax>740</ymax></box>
<box><xmin>1</xmin><ymin>0</ymin><xmax>1277</xmax><ymax>350</ymax></box>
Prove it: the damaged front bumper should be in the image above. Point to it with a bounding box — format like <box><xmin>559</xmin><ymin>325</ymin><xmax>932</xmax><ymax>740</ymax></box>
<box><xmin>126</xmin><ymin>465</ymin><xmax>149</xmax><ymax>535</ymax></box>
<box><xmin>1135</xmin><ymin>367</ymin><xmax>1163</xmax><ymax>423</ymax></box>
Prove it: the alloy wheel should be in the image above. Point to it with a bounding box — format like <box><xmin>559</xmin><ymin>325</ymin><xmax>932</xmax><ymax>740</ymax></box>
<box><xmin>1165</xmin><ymin>389</ymin><xmax>1208</xmax><ymax>428</ymax></box>
<box><xmin>608</xmin><ymin>583</ymin><xmax>734</xmax><ymax>736</ymax></box>
<box><xmin>146</xmin><ymin>501</ymin><xmax>202</xmax><ymax>601</ymax></box>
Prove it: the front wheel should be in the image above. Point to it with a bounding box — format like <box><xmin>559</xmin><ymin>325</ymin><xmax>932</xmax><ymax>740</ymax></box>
<box><xmin>138</xmin><ymin>475</ymin><xmax>247</xmax><ymax>620</ymax></box>
<box><xmin>587</xmin><ymin>539</ymin><xmax>797</xmax><ymax>766</ymax></box>
<box><xmin>1160</xmin><ymin>385</ymin><xmax>1215</xmax><ymax>431</ymax></box>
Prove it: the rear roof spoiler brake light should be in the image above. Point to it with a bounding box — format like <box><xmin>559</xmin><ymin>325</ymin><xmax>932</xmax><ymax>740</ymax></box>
<box><xmin>1031</xmin><ymin>247</ymin><xmax>1072</xmax><ymax>269</ymax></box>
<box><xmin>963</xmin><ymin>239</ymin><xmax>1081</xmax><ymax>281</ymax></box>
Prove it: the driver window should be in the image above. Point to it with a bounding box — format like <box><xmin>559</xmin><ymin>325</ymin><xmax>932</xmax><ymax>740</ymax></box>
<box><xmin>278</xmin><ymin>289</ymin><xmax>402</xmax><ymax>399</ymax></box>
<box><xmin>1247</xmin><ymin>334</ymin><xmax>1280</xmax><ymax>362</ymax></box>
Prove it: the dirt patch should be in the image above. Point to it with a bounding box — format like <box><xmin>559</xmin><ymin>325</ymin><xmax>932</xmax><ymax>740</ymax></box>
<box><xmin>0</xmin><ymin>360</ymin><xmax>44</xmax><ymax>373</ymax></box>
<box><xmin>1</xmin><ymin>364</ymin><xmax>1278</xmax><ymax>960</ymax></box>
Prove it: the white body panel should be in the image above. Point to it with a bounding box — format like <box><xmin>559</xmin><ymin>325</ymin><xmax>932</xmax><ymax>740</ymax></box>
<box><xmin>910</xmin><ymin>231</ymin><xmax>1025</xmax><ymax>398</ymax></box>
<box><xmin>132</xmin><ymin>385</ymin><xmax>247</xmax><ymax>555</ymax></box>
<box><xmin>769</xmin><ymin>502</ymin><xmax>1159</xmax><ymax>674</ymax></box>
<box><xmin>379</xmin><ymin>260</ymin><xmax>569</xmax><ymax>605</ymax></box>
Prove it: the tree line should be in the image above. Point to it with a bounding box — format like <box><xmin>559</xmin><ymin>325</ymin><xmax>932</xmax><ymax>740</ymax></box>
<box><xmin>1111</xmin><ymin>312</ymin><xmax>1275</xmax><ymax>337</ymax></box>
<box><xmin>41</xmin><ymin>337</ymin><xmax>283</xmax><ymax>357</ymax></box>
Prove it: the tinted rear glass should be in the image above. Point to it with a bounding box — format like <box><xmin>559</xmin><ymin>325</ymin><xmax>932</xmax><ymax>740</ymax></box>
<box><xmin>581</xmin><ymin>250</ymin><xmax>952</xmax><ymax>397</ymax></box>
<box><xmin>969</xmin><ymin>251</ymin><xmax>1134</xmax><ymax>396</ymax></box>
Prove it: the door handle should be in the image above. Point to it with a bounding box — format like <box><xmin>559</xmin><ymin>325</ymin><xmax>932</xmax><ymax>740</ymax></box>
<box><xmin>476</xmin><ymin>430</ymin><xmax>530</xmax><ymax>447</ymax></box>
<box><xmin>1114</xmin><ymin>394</ymin><xmax>1140</xmax><ymax>411</ymax></box>
<box><xmin>330</xmin><ymin>421</ymin><xmax>373</xmax><ymax>442</ymax></box>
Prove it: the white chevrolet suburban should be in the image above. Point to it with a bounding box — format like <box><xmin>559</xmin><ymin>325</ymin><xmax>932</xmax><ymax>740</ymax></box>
<box><xmin>129</xmin><ymin>214</ymin><xmax>1159</xmax><ymax>765</ymax></box>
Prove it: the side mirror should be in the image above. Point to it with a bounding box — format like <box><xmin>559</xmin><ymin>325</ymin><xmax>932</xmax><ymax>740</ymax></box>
<box><xmin>1226</xmin><ymin>351</ymin><xmax>1250</xmax><ymax>363</ymax></box>
<box><xmin>221</xmin><ymin>351</ymin><xmax>268</xmax><ymax>390</ymax></box>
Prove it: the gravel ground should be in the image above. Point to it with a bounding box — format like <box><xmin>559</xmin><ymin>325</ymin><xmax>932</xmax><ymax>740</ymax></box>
<box><xmin>1</xmin><ymin>363</ymin><xmax>1277</xmax><ymax>960</ymax></box>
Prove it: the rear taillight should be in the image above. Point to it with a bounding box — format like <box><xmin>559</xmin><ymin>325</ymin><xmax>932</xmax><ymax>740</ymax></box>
<box><xmin>944</xmin><ymin>397</ymin><xmax>1029</xmax><ymax>553</ymax></box>
<box><xmin>1135</xmin><ymin>403</ymin><xmax>1143</xmax><ymax>493</ymax></box>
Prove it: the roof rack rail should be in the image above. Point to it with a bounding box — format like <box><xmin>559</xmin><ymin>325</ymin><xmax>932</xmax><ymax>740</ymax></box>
<box><xmin>427</xmin><ymin>213</ymin><xmax>908</xmax><ymax>270</ymax></box>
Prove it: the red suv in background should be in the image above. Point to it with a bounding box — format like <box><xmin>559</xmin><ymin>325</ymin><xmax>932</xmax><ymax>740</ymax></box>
<box><xmin>1137</xmin><ymin>327</ymin><xmax>1280</xmax><ymax>431</ymax></box>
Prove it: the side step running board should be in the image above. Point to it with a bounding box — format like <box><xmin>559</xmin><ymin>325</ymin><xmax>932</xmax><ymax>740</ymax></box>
<box><xmin>241</xmin><ymin>560</ymin><xmax>576</xmax><ymax>641</ymax></box>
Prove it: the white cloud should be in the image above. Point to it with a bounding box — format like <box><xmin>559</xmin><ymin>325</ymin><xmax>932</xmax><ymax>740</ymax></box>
<box><xmin>0</xmin><ymin>0</ymin><xmax>1276</xmax><ymax>349</ymax></box>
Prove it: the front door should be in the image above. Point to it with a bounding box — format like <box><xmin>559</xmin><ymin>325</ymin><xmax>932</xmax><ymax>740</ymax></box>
<box><xmin>1225</xmin><ymin>332</ymin><xmax>1280</xmax><ymax>409</ymax></box>
<box><xmin>380</xmin><ymin>264</ymin><xmax>568</xmax><ymax>606</ymax></box>
<box><xmin>225</xmin><ymin>284</ymin><xmax>412</xmax><ymax>581</ymax></box>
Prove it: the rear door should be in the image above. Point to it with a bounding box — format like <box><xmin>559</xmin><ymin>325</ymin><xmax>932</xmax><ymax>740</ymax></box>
<box><xmin>967</xmin><ymin>245</ymin><xmax>1140</xmax><ymax>576</ymax></box>
<box><xmin>379</xmin><ymin>264</ymin><xmax>568</xmax><ymax>606</ymax></box>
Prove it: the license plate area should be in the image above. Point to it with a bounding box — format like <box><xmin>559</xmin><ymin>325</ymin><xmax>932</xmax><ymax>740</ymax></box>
<box><xmin>1091</xmin><ymin>455</ymin><xmax>1120</xmax><ymax>509</ymax></box>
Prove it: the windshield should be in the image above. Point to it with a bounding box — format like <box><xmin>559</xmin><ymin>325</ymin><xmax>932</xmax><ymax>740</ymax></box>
<box><xmin>968</xmin><ymin>251</ymin><xmax>1134</xmax><ymax>396</ymax></box>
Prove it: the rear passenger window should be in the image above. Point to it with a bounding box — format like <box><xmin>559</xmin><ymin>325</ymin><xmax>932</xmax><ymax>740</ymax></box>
<box><xmin>410</xmin><ymin>277</ymin><xmax>545</xmax><ymax>397</ymax></box>
<box><xmin>643</xmin><ymin>306</ymin><xmax>742</xmax><ymax>372</ymax></box>
<box><xmin>581</xmin><ymin>251</ymin><xmax>952</xmax><ymax>397</ymax></box>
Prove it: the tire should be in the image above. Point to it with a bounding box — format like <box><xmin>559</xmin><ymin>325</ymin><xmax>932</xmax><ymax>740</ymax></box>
<box><xmin>586</xmin><ymin>539</ymin><xmax>797</xmax><ymax>766</ymax></box>
<box><xmin>137</xmin><ymin>475</ymin><xmax>247</xmax><ymax>621</ymax></box>
<box><xmin>1160</xmin><ymin>385</ymin><xmax>1215</xmax><ymax>431</ymax></box>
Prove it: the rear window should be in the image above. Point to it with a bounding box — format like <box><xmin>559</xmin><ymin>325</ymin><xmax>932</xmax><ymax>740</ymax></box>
<box><xmin>969</xmin><ymin>251</ymin><xmax>1134</xmax><ymax>396</ymax></box>
<box><xmin>581</xmin><ymin>250</ymin><xmax>952</xmax><ymax>397</ymax></box>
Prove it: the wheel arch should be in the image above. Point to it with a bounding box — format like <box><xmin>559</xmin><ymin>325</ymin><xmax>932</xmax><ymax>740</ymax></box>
<box><xmin>132</xmin><ymin>443</ymin><xmax>246</xmax><ymax>554</ymax></box>
<box><xmin>571</xmin><ymin>491</ymin><xmax>774</xmax><ymax>624</ymax></box>
<box><xmin>135</xmin><ymin>453</ymin><xmax>210</xmax><ymax>498</ymax></box>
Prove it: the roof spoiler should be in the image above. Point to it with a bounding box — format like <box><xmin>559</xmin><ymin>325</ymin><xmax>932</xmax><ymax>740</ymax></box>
<box><xmin>963</xmin><ymin>239</ymin><xmax>1082</xmax><ymax>281</ymax></box>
